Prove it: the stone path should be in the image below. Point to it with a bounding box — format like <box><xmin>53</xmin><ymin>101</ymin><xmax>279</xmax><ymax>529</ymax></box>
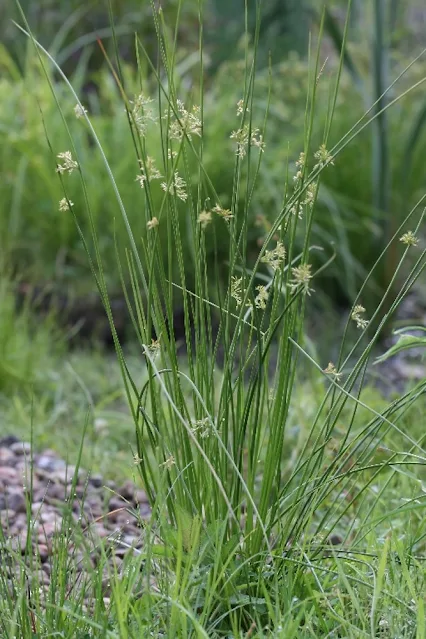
<box><xmin>0</xmin><ymin>435</ymin><xmax>150</xmax><ymax>603</ymax></box>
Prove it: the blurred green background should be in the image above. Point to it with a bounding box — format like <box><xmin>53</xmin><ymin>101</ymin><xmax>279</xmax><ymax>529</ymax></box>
<box><xmin>1</xmin><ymin>0</ymin><xmax>425</xmax><ymax>327</ymax></box>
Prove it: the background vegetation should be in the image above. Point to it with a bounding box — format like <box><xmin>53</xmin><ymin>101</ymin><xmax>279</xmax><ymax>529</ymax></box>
<box><xmin>2</xmin><ymin>0</ymin><xmax>426</xmax><ymax>309</ymax></box>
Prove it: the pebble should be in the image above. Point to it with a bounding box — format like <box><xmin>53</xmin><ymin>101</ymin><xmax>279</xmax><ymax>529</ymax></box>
<box><xmin>10</xmin><ymin>441</ymin><xmax>32</xmax><ymax>455</ymax></box>
<box><xmin>36</xmin><ymin>453</ymin><xmax>66</xmax><ymax>473</ymax></box>
<box><xmin>89</xmin><ymin>473</ymin><xmax>104</xmax><ymax>488</ymax></box>
<box><xmin>0</xmin><ymin>447</ymin><xmax>16</xmax><ymax>465</ymax></box>
<box><xmin>6</xmin><ymin>489</ymin><xmax>27</xmax><ymax>513</ymax></box>
<box><xmin>0</xmin><ymin>437</ymin><xmax>151</xmax><ymax>607</ymax></box>
<box><xmin>0</xmin><ymin>467</ymin><xmax>18</xmax><ymax>483</ymax></box>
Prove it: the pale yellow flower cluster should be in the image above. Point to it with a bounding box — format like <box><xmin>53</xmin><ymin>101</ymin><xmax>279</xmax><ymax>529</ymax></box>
<box><xmin>136</xmin><ymin>157</ymin><xmax>163</xmax><ymax>189</ymax></box>
<box><xmin>231</xmin><ymin>276</ymin><xmax>243</xmax><ymax>307</ymax></box>
<box><xmin>261</xmin><ymin>241</ymin><xmax>286</xmax><ymax>272</ymax></box>
<box><xmin>56</xmin><ymin>151</ymin><xmax>78</xmax><ymax>175</ymax></box>
<box><xmin>323</xmin><ymin>362</ymin><xmax>342</xmax><ymax>381</ymax></box>
<box><xmin>131</xmin><ymin>93</ymin><xmax>158</xmax><ymax>136</ymax></box>
<box><xmin>168</xmin><ymin>100</ymin><xmax>202</xmax><ymax>141</ymax></box>
<box><xmin>289</xmin><ymin>264</ymin><xmax>314</xmax><ymax>296</ymax></box>
<box><xmin>197</xmin><ymin>210</ymin><xmax>212</xmax><ymax>229</ymax></box>
<box><xmin>313</xmin><ymin>144</ymin><xmax>334</xmax><ymax>171</ymax></box>
<box><xmin>161</xmin><ymin>172</ymin><xmax>188</xmax><ymax>201</ymax></box>
<box><xmin>351</xmin><ymin>305</ymin><xmax>369</xmax><ymax>330</ymax></box>
<box><xmin>147</xmin><ymin>217</ymin><xmax>159</xmax><ymax>230</ymax></box>
<box><xmin>59</xmin><ymin>198</ymin><xmax>73</xmax><ymax>212</ymax></box>
<box><xmin>230</xmin><ymin>125</ymin><xmax>265</xmax><ymax>158</ymax></box>
<box><xmin>400</xmin><ymin>231</ymin><xmax>419</xmax><ymax>246</ymax></box>
<box><xmin>236</xmin><ymin>99</ymin><xmax>249</xmax><ymax>116</ymax></box>
<box><xmin>212</xmin><ymin>204</ymin><xmax>233</xmax><ymax>223</ymax></box>
<box><xmin>74</xmin><ymin>103</ymin><xmax>87</xmax><ymax>119</ymax></box>
<box><xmin>254</xmin><ymin>285</ymin><xmax>269</xmax><ymax>309</ymax></box>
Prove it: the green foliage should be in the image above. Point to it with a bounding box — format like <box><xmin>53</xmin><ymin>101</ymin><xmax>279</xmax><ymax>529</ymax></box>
<box><xmin>205</xmin><ymin>0</ymin><xmax>311</xmax><ymax>70</ymax></box>
<box><xmin>375</xmin><ymin>325</ymin><xmax>426</xmax><ymax>363</ymax></box>
<box><xmin>317</xmin><ymin>1</ymin><xmax>426</xmax><ymax>304</ymax></box>
<box><xmin>1</xmin><ymin>0</ymin><xmax>200</xmax><ymax>72</ymax></box>
<box><xmin>3</xmin><ymin>16</ymin><xmax>426</xmax><ymax>309</ymax></box>
<box><xmin>0</xmin><ymin>274</ymin><xmax>63</xmax><ymax>392</ymax></box>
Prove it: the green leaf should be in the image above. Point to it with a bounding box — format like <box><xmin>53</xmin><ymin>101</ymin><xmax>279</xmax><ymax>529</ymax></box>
<box><xmin>322</xmin><ymin>6</ymin><xmax>362</xmax><ymax>91</ymax></box>
<box><xmin>175</xmin><ymin>504</ymin><xmax>201</xmax><ymax>553</ymax></box>
<box><xmin>374</xmin><ymin>330</ymin><xmax>426</xmax><ymax>364</ymax></box>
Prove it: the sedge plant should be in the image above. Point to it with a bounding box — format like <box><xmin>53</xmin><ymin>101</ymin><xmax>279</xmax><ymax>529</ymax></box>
<box><xmin>12</xmin><ymin>0</ymin><xmax>426</xmax><ymax>635</ymax></box>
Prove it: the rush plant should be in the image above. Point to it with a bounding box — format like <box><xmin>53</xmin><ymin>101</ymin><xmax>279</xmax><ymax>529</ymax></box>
<box><xmin>11</xmin><ymin>0</ymin><xmax>426</xmax><ymax>635</ymax></box>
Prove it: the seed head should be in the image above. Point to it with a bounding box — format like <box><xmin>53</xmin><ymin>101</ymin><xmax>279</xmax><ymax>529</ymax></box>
<box><xmin>131</xmin><ymin>93</ymin><xmax>157</xmax><ymax>136</ymax></box>
<box><xmin>289</xmin><ymin>263</ymin><xmax>314</xmax><ymax>296</ymax></box>
<box><xmin>323</xmin><ymin>362</ymin><xmax>342</xmax><ymax>381</ymax></box>
<box><xmin>351</xmin><ymin>305</ymin><xmax>369</xmax><ymax>330</ymax></box>
<box><xmin>236</xmin><ymin>99</ymin><xmax>249</xmax><ymax>116</ymax></box>
<box><xmin>145</xmin><ymin>338</ymin><xmax>161</xmax><ymax>359</ymax></box>
<box><xmin>261</xmin><ymin>240</ymin><xmax>286</xmax><ymax>272</ymax></box>
<box><xmin>303</xmin><ymin>182</ymin><xmax>317</xmax><ymax>208</ymax></box>
<box><xmin>161</xmin><ymin>172</ymin><xmax>188</xmax><ymax>201</ymax></box>
<box><xmin>56</xmin><ymin>151</ymin><xmax>78</xmax><ymax>175</ymax></box>
<box><xmin>231</xmin><ymin>276</ymin><xmax>243</xmax><ymax>307</ymax></box>
<box><xmin>74</xmin><ymin>103</ymin><xmax>87</xmax><ymax>119</ymax></box>
<box><xmin>197</xmin><ymin>210</ymin><xmax>212</xmax><ymax>229</ymax></box>
<box><xmin>255</xmin><ymin>285</ymin><xmax>269</xmax><ymax>309</ymax></box>
<box><xmin>251</xmin><ymin>129</ymin><xmax>265</xmax><ymax>152</ymax></box>
<box><xmin>293</xmin><ymin>170</ymin><xmax>303</xmax><ymax>183</ymax></box>
<box><xmin>136</xmin><ymin>156</ymin><xmax>163</xmax><ymax>188</ymax></box>
<box><xmin>400</xmin><ymin>231</ymin><xmax>419</xmax><ymax>246</ymax></box>
<box><xmin>147</xmin><ymin>217</ymin><xmax>159</xmax><ymax>230</ymax></box>
<box><xmin>191</xmin><ymin>417</ymin><xmax>212</xmax><ymax>439</ymax></box>
<box><xmin>296</xmin><ymin>152</ymin><xmax>306</xmax><ymax>169</ymax></box>
<box><xmin>160</xmin><ymin>455</ymin><xmax>175</xmax><ymax>470</ymax></box>
<box><xmin>313</xmin><ymin>144</ymin><xmax>334</xmax><ymax>170</ymax></box>
<box><xmin>59</xmin><ymin>198</ymin><xmax>74</xmax><ymax>212</ymax></box>
<box><xmin>213</xmin><ymin>204</ymin><xmax>233</xmax><ymax>223</ymax></box>
<box><xmin>230</xmin><ymin>126</ymin><xmax>250</xmax><ymax>158</ymax></box>
<box><xmin>168</xmin><ymin>100</ymin><xmax>202</xmax><ymax>140</ymax></box>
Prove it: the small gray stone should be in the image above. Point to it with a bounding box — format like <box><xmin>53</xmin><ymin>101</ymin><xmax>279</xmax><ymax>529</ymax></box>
<box><xmin>92</xmin><ymin>523</ymin><xmax>110</xmax><ymax>538</ymax></box>
<box><xmin>29</xmin><ymin>568</ymin><xmax>50</xmax><ymax>584</ymax></box>
<box><xmin>37</xmin><ymin>544</ymin><xmax>51</xmax><ymax>562</ymax></box>
<box><xmin>0</xmin><ymin>509</ymin><xmax>16</xmax><ymax>527</ymax></box>
<box><xmin>10</xmin><ymin>441</ymin><xmax>32</xmax><ymax>455</ymax></box>
<box><xmin>0</xmin><ymin>447</ymin><xmax>16</xmax><ymax>465</ymax></box>
<box><xmin>11</xmin><ymin>533</ymin><xmax>28</xmax><ymax>553</ymax></box>
<box><xmin>0</xmin><ymin>467</ymin><xmax>18</xmax><ymax>483</ymax></box>
<box><xmin>89</xmin><ymin>474</ymin><xmax>104</xmax><ymax>488</ymax></box>
<box><xmin>31</xmin><ymin>501</ymin><xmax>45</xmax><ymax>515</ymax></box>
<box><xmin>6</xmin><ymin>490</ymin><xmax>27</xmax><ymax>514</ymax></box>
<box><xmin>140</xmin><ymin>503</ymin><xmax>151</xmax><ymax>519</ymax></box>
<box><xmin>119</xmin><ymin>480</ymin><xmax>136</xmax><ymax>501</ymax></box>
<box><xmin>36</xmin><ymin>454</ymin><xmax>66</xmax><ymax>473</ymax></box>
<box><xmin>0</xmin><ymin>436</ymin><xmax>20</xmax><ymax>447</ymax></box>
<box><xmin>134</xmin><ymin>489</ymin><xmax>149</xmax><ymax>505</ymax></box>
<box><xmin>49</xmin><ymin>466</ymin><xmax>78</xmax><ymax>484</ymax></box>
<box><xmin>108</xmin><ymin>496</ymin><xmax>127</xmax><ymax>513</ymax></box>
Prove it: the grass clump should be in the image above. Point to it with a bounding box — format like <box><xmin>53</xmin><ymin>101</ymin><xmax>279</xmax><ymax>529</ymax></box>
<box><xmin>2</xmin><ymin>0</ymin><xmax>426</xmax><ymax>636</ymax></box>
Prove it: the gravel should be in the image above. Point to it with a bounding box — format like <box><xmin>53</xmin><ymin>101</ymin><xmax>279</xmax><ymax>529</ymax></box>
<box><xmin>0</xmin><ymin>436</ymin><xmax>151</xmax><ymax>605</ymax></box>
